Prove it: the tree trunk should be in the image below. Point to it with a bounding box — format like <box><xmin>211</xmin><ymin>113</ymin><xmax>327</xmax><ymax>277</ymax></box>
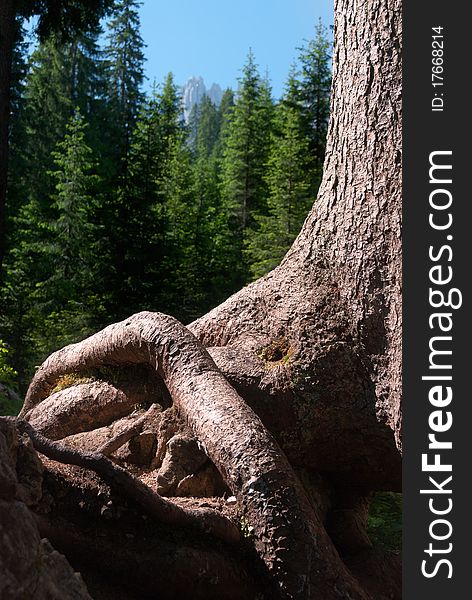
<box><xmin>15</xmin><ymin>0</ymin><xmax>402</xmax><ymax>598</ymax></box>
<box><xmin>0</xmin><ymin>0</ymin><xmax>15</xmax><ymax>277</ymax></box>
<box><xmin>190</xmin><ymin>0</ymin><xmax>402</xmax><ymax>466</ymax></box>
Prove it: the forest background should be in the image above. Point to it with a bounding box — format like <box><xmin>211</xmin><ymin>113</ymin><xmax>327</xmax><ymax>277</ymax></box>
<box><xmin>0</xmin><ymin>0</ymin><xmax>331</xmax><ymax>408</ymax></box>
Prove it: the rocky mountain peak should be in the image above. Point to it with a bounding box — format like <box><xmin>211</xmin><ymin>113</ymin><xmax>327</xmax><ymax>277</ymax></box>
<box><xmin>181</xmin><ymin>76</ymin><xmax>224</xmax><ymax>122</ymax></box>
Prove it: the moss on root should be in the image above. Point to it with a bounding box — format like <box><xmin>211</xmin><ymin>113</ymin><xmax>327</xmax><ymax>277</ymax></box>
<box><xmin>257</xmin><ymin>338</ymin><xmax>294</xmax><ymax>366</ymax></box>
<box><xmin>50</xmin><ymin>365</ymin><xmax>146</xmax><ymax>395</ymax></box>
<box><xmin>51</xmin><ymin>372</ymin><xmax>97</xmax><ymax>394</ymax></box>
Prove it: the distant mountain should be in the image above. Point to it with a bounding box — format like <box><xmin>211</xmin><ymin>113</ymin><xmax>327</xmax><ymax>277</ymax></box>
<box><xmin>181</xmin><ymin>76</ymin><xmax>224</xmax><ymax>122</ymax></box>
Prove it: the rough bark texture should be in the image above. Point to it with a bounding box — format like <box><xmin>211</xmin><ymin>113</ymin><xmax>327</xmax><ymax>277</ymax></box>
<box><xmin>21</xmin><ymin>312</ymin><xmax>367</xmax><ymax>599</ymax></box>
<box><xmin>10</xmin><ymin>0</ymin><xmax>403</xmax><ymax>597</ymax></box>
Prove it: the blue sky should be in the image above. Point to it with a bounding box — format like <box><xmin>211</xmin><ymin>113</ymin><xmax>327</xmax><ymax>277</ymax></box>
<box><xmin>139</xmin><ymin>0</ymin><xmax>333</xmax><ymax>98</ymax></box>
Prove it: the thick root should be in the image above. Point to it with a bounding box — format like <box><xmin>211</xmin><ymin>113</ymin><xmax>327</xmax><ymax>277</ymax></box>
<box><xmin>27</xmin><ymin>381</ymin><xmax>138</xmax><ymax>440</ymax></box>
<box><xmin>17</xmin><ymin>418</ymin><xmax>241</xmax><ymax>545</ymax></box>
<box><xmin>20</xmin><ymin>311</ymin><xmax>368</xmax><ymax>599</ymax></box>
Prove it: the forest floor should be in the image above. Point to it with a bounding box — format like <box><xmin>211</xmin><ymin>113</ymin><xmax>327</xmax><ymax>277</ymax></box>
<box><xmin>34</xmin><ymin>455</ymin><xmax>401</xmax><ymax>600</ymax></box>
<box><xmin>36</xmin><ymin>456</ymin><xmax>258</xmax><ymax>600</ymax></box>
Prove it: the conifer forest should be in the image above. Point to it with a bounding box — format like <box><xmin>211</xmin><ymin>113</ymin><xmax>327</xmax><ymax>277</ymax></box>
<box><xmin>0</xmin><ymin>1</ymin><xmax>403</xmax><ymax>598</ymax></box>
<box><xmin>0</xmin><ymin>1</ymin><xmax>331</xmax><ymax>403</ymax></box>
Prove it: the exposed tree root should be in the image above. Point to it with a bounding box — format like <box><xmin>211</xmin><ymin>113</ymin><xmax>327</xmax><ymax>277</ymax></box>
<box><xmin>20</xmin><ymin>311</ymin><xmax>368</xmax><ymax>599</ymax></box>
<box><xmin>97</xmin><ymin>403</ymin><xmax>161</xmax><ymax>456</ymax></box>
<box><xmin>27</xmin><ymin>381</ymin><xmax>137</xmax><ymax>440</ymax></box>
<box><xmin>17</xmin><ymin>418</ymin><xmax>241</xmax><ymax>546</ymax></box>
<box><xmin>24</xmin><ymin>364</ymin><xmax>168</xmax><ymax>440</ymax></box>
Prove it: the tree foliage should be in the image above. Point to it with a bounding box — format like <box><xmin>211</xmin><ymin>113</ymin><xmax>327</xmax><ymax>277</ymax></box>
<box><xmin>103</xmin><ymin>0</ymin><xmax>145</xmax><ymax>171</ymax></box>
<box><xmin>246</xmin><ymin>72</ymin><xmax>313</xmax><ymax>279</ymax></box>
<box><xmin>15</xmin><ymin>0</ymin><xmax>114</xmax><ymax>41</ymax></box>
<box><xmin>1</xmin><ymin>16</ymin><xmax>332</xmax><ymax>394</ymax></box>
<box><xmin>220</xmin><ymin>52</ymin><xmax>274</xmax><ymax>285</ymax></box>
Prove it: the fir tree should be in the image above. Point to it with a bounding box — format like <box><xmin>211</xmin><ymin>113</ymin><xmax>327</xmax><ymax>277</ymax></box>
<box><xmin>19</xmin><ymin>29</ymin><xmax>104</xmax><ymax>209</ymax></box>
<box><xmin>192</xmin><ymin>95</ymin><xmax>219</xmax><ymax>158</ymax></box>
<box><xmin>160</xmin><ymin>138</ymin><xmax>200</xmax><ymax>319</ymax></box>
<box><xmin>220</xmin><ymin>51</ymin><xmax>274</xmax><ymax>284</ymax></box>
<box><xmin>103</xmin><ymin>0</ymin><xmax>146</xmax><ymax>173</ymax></box>
<box><xmin>103</xmin><ymin>72</ymin><xmax>183</xmax><ymax>318</ymax></box>
<box><xmin>6</xmin><ymin>20</ymin><xmax>29</xmax><ymax>233</ymax></box>
<box><xmin>246</xmin><ymin>73</ymin><xmax>313</xmax><ymax>279</ymax></box>
<box><xmin>212</xmin><ymin>88</ymin><xmax>234</xmax><ymax>162</ymax></box>
<box><xmin>98</xmin><ymin>0</ymin><xmax>146</xmax><ymax>316</ymax></box>
<box><xmin>1</xmin><ymin>110</ymin><xmax>102</xmax><ymax>385</ymax></box>
<box><xmin>191</xmin><ymin>96</ymin><xmax>232</xmax><ymax>309</ymax></box>
<box><xmin>128</xmin><ymin>85</ymin><xmax>162</xmax><ymax>211</ymax></box>
<box><xmin>245</xmin><ymin>24</ymin><xmax>332</xmax><ymax>279</ymax></box>
<box><xmin>114</xmin><ymin>85</ymin><xmax>164</xmax><ymax>315</ymax></box>
<box><xmin>0</xmin><ymin>0</ymin><xmax>114</xmax><ymax>276</ymax></box>
<box><xmin>34</xmin><ymin>110</ymin><xmax>103</xmax><ymax>359</ymax></box>
<box><xmin>48</xmin><ymin>110</ymin><xmax>98</xmax><ymax>288</ymax></box>
<box><xmin>297</xmin><ymin>20</ymin><xmax>332</xmax><ymax>184</ymax></box>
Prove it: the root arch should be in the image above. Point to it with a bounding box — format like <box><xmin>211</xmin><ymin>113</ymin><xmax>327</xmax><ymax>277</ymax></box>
<box><xmin>21</xmin><ymin>311</ymin><xmax>367</xmax><ymax>600</ymax></box>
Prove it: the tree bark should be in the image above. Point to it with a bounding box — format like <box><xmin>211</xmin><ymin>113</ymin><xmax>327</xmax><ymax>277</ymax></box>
<box><xmin>17</xmin><ymin>0</ymin><xmax>403</xmax><ymax>597</ymax></box>
<box><xmin>21</xmin><ymin>312</ymin><xmax>367</xmax><ymax>599</ymax></box>
<box><xmin>0</xmin><ymin>0</ymin><xmax>15</xmax><ymax>277</ymax></box>
<box><xmin>190</xmin><ymin>0</ymin><xmax>402</xmax><ymax>454</ymax></box>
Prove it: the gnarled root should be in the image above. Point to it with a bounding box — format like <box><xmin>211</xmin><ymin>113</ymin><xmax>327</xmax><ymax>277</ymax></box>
<box><xmin>24</xmin><ymin>364</ymin><xmax>168</xmax><ymax>440</ymax></box>
<box><xmin>17</xmin><ymin>418</ymin><xmax>240</xmax><ymax>546</ymax></box>
<box><xmin>21</xmin><ymin>311</ymin><xmax>368</xmax><ymax>600</ymax></box>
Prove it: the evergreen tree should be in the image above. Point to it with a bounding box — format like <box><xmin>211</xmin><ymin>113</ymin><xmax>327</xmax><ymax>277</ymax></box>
<box><xmin>113</xmin><ymin>84</ymin><xmax>165</xmax><ymax>315</ymax></box>
<box><xmin>31</xmin><ymin>109</ymin><xmax>102</xmax><ymax>358</ymax></box>
<box><xmin>190</xmin><ymin>95</ymin><xmax>233</xmax><ymax>309</ymax></box>
<box><xmin>128</xmin><ymin>86</ymin><xmax>162</xmax><ymax>212</ymax></box>
<box><xmin>48</xmin><ymin>110</ymin><xmax>98</xmax><ymax>289</ymax></box>
<box><xmin>2</xmin><ymin>29</ymin><xmax>105</xmax><ymax>386</ymax></box>
<box><xmin>152</xmin><ymin>73</ymin><xmax>206</xmax><ymax>320</ymax></box>
<box><xmin>98</xmin><ymin>0</ymin><xmax>146</xmax><ymax>316</ymax></box>
<box><xmin>103</xmin><ymin>0</ymin><xmax>145</xmax><ymax>174</ymax></box>
<box><xmin>144</xmin><ymin>77</ymin><xmax>232</xmax><ymax>320</ymax></box>
<box><xmin>0</xmin><ymin>0</ymin><xmax>114</xmax><ymax>275</ymax></box>
<box><xmin>9</xmin><ymin>20</ymin><xmax>28</xmax><ymax>126</ymax></box>
<box><xmin>6</xmin><ymin>20</ymin><xmax>29</xmax><ymax>231</ymax></box>
<box><xmin>103</xmin><ymin>72</ymin><xmax>183</xmax><ymax>319</ymax></box>
<box><xmin>212</xmin><ymin>88</ymin><xmax>234</xmax><ymax>162</ymax></box>
<box><xmin>220</xmin><ymin>51</ymin><xmax>274</xmax><ymax>285</ymax></box>
<box><xmin>297</xmin><ymin>20</ymin><xmax>331</xmax><ymax>184</ymax></box>
<box><xmin>160</xmin><ymin>138</ymin><xmax>200</xmax><ymax>320</ymax></box>
<box><xmin>191</xmin><ymin>95</ymin><xmax>219</xmax><ymax>157</ymax></box>
<box><xmin>246</xmin><ymin>73</ymin><xmax>313</xmax><ymax>279</ymax></box>
<box><xmin>186</xmin><ymin>101</ymin><xmax>200</xmax><ymax>151</ymax></box>
<box><xmin>155</xmin><ymin>74</ymin><xmax>181</xmax><ymax>151</ymax></box>
<box><xmin>133</xmin><ymin>73</ymin><xmax>181</xmax><ymax>208</ymax></box>
<box><xmin>21</xmin><ymin>39</ymin><xmax>75</xmax><ymax>206</ymax></box>
<box><xmin>1</xmin><ymin>110</ymin><xmax>102</xmax><ymax>386</ymax></box>
<box><xmin>245</xmin><ymin>24</ymin><xmax>332</xmax><ymax>279</ymax></box>
<box><xmin>19</xmin><ymin>28</ymin><xmax>104</xmax><ymax>210</ymax></box>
